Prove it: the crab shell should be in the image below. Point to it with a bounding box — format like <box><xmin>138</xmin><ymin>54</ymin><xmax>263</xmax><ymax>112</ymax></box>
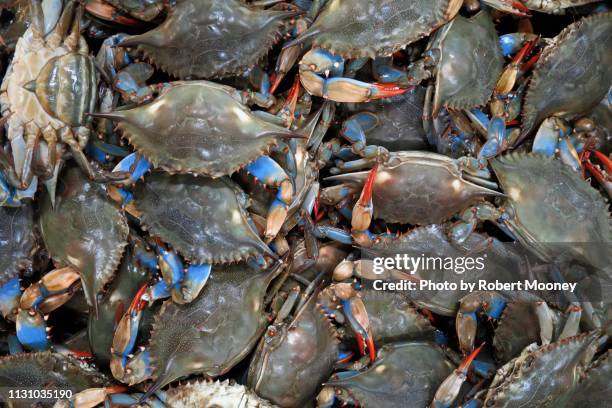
<box><xmin>343</xmin><ymin>289</ymin><xmax>437</xmax><ymax>345</ymax></box>
<box><xmin>247</xmin><ymin>294</ymin><xmax>339</xmax><ymax>407</ymax></box>
<box><xmin>0</xmin><ymin>352</ymin><xmax>109</xmax><ymax>408</ymax></box>
<box><xmin>521</xmin><ymin>12</ymin><xmax>612</xmax><ymax>139</ymax></box>
<box><xmin>39</xmin><ymin>166</ymin><xmax>129</xmax><ymax>312</ymax></box>
<box><xmin>484</xmin><ymin>330</ymin><xmax>601</xmax><ymax>406</ymax></box>
<box><xmin>328</xmin><ymin>151</ymin><xmax>502</xmax><ymax>225</ymax></box>
<box><xmin>155</xmin><ymin>379</ymin><xmax>276</xmax><ymax>408</ymax></box>
<box><xmin>133</xmin><ymin>172</ymin><xmax>272</xmax><ymax>264</ymax></box>
<box><xmin>297</xmin><ymin>0</ymin><xmax>462</xmax><ymax>59</ymax></box>
<box><xmin>360</xmin><ymin>225</ymin><xmax>525</xmax><ymax>316</ymax></box>
<box><xmin>325</xmin><ymin>342</ymin><xmax>454</xmax><ymax>407</ymax></box>
<box><xmin>565</xmin><ymin>348</ymin><xmax>612</xmax><ymax>406</ymax></box>
<box><xmin>0</xmin><ymin>204</ymin><xmax>35</xmax><ymax>286</ymax></box>
<box><xmin>491</xmin><ymin>153</ymin><xmax>611</xmax><ymax>269</ymax></box>
<box><xmin>428</xmin><ymin>10</ymin><xmax>503</xmax><ymax>116</ymax></box>
<box><xmin>347</xmin><ymin>86</ymin><xmax>429</xmax><ymax>151</ymax></box>
<box><xmin>143</xmin><ymin>261</ymin><xmax>284</xmax><ymax>392</ymax></box>
<box><xmin>99</xmin><ymin>81</ymin><xmax>295</xmax><ymax>178</ymax></box>
<box><xmin>492</xmin><ymin>301</ymin><xmax>565</xmax><ymax>363</ymax></box>
<box><xmin>118</xmin><ymin>0</ymin><xmax>296</xmax><ymax>79</ymax></box>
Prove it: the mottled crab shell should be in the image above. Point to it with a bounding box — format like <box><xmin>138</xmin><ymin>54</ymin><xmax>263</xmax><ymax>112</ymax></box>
<box><xmin>565</xmin><ymin>349</ymin><xmax>612</xmax><ymax>406</ymax></box>
<box><xmin>0</xmin><ymin>352</ymin><xmax>109</xmax><ymax>408</ymax></box>
<box><xmin>295</xmin><ymin>0</ymin><xmax>462</xmax><ymax>58</ymax></box>
<box><xmin>345</xmin><ymin>290</ymin><xmax>437</xmax><ymax>344</ymax></box>
<box><xmin>349</xmin><ymin>86</ymin><xmax>428</xmax><ymax>151</ymax></box>
<box><xmin>484</xmin><ymin>331</ymin><xmax>601</xmax><ymax>407</ymax></box>
<box><xmin>492</xmin><ymin>302</ymin><xmax>564</xmax><ymax>363</ymax></box>
<box><xmin>155</xmin><ymin>379</ymin><xmax>276</xmax><ymax>408</ymax></box>
<box><xmin>133</xmin><ymin>172</ymin><xmax>272</xmax><ymax>264</ymax></box>
<box><xmin>247</xmin><ymin>294</ymin><xmax>339</xmax><ymax>407</ymax></box>
<box><xmin>99</xmin><ymin>81</ymin><xmax>294</xmax><ymax>177</ymax></box>
<box><xmin>430</xmin><ymin>10</ymin><xmax>503</xmax><ymax>116</ymax></box>
<box><xmin>39</xmin><ymin>166</ymin><xmax>129</xmax><ymax>311</ymax></box>
<box><xmin>361</xmin><ymin>225</ymin><xmax>523</xmax><ymax>316</ymax></box>
<box><xmin>118</xmin><ymin>0</ymin><xmax>296</xmax><ymax>79</ymax></box>
<box><xmin>327</xmin><ymin>152</ymin><xmax>502</xmax><ymax>224</ymax></box>
<box><xmin>0</xmin><ymin>204</ymin><xmax>34</xmax><ymax>286</ymax></box>
<box><xmin>491</xmin><ymin>153</ymin><xmax>611</xmax><ymax>268</ymax></box>
<box><xmin>326</xmin><ymin>342</ymin><xmax>454</xmax><ymax>407</ymax></box>
<box><xmin>145</xmin><ymin>262</ymin><xmax>283</xmax><ymax>393</ymax></box>
<box><xmin>521</xmin><ymin>12</ymin><xmax>612</xmax><ymax>138</ymax></box>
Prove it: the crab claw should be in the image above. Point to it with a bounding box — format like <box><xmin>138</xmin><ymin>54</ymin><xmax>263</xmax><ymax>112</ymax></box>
<box><xmin>62</xmin><ymin>385</ymin><xmax>129</xmax><ymax>408</ymax></box>
<box><xmin>110</xmin><ymin>284</ymin><xmax>148</xmax><ymax>380</ymax></box>
<box><xmin>339</xmin><ymin>293</ymin><xmax>376</xmax><ymax>363</ymax></box>
<box><xmin>351</xmin><ymin>165</ymin><xmax>378</xmax><ymax>247</ymax></box>
<box><xmin>15</xmin><ymin>267</ymin><xmax>81</xmax><ymax>350</ymax></box>
<box><xmin>495</xmin><ymin>37</ymin><xmax>539</xmax><ymax>95</ymax></box>
<box><xmin>16</xmin><ymin>309</ymin><xmax>49</xmax><ymax>350</ymax></box>
<box><xmin>111</xmin><ymin>152</ymin><xmax>153</xmax><ymax>187</ymax></box>
<box><xmin>481</xmin><ymin>0</ymin><xmax>530</xmax><ymax>16</ymax></box>
<box><xmin>322</xmin><ymin>78</ymin><xmax>406</xmax><ymax>103</ymax></box>
<box><xmin>158</xmin><ymin>246</ymin><xmax>212</xmax><ymax>304</ymax></box>
<box><xmin>432</xmin><ymin>343</ymin><xmax>485</xmax><ymax>408</ymax></box>
<box><xmin>245</xmin><ymin>156</ymin><xmax>293</xmax><ymax>242</ymax></box>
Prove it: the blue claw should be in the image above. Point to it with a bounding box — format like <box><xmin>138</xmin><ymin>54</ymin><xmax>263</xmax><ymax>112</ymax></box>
<box><xmin>245</xmin><ymin>156</ymin><xmax>293</xmax><ymax>240</ymax></box>
<box><xmin>157</xmin><ymin>246</ymin><xmax>211</xmax><ymax>303</ymax></box>
<box><xmin>478</xmin><ymin>117</ymin><xmax>506</xmax><ymax>159</ymax></box>
<box><xmin>113</xmin><ymin>152</ymin><xmax>153</xmax><ymax>186</ymax></box>
<box><xmin>485</xmin><ymin>296</ymin><xmax>506</xmax><ymax>320</ymax></box>
<box><xmin>158</xmin><ymin>247</ymin><xmax>184</xmax><ymax>289</ymax></box>
<box><xmin>182</xmin><ymin>264</ymin><xmax>212</xmax><ymax>303</ymax></box>
<box><xmin>0</xmin><ymin>277</ymin><xmax>21</xmax><ymax>319</ymax></box>
<box><xmin>148</xmin><ymin>280</ymin><xmax>171</xmax><ymax>302</ymax></box>
<box><xmin>16</xmin><ymin>309</ymin><xmax>49</xmax><ymax>350</ymax></box>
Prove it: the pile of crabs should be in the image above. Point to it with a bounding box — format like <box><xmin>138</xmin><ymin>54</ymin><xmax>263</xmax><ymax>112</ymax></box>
<box><xmin>0</xmin><ymin>0</ymin><xmax>610</xmax><ymax>406</ymax></box>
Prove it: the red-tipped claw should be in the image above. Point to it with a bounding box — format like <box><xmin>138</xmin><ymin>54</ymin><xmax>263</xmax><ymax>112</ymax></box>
<box><xmin>370</xmin><ymin>83</ymin><xmax>409</xmax><ymax>100</ymax></box>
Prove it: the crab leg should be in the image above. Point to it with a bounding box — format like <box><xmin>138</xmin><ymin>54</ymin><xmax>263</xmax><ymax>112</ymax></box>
<box><xmin>456</xmin><ymin>292</ymin><xmax>506</xmax><ymax>354</ymax></box>
<box><xmin>341</xmin><ymin>112</ymin><xmax>390</xmax><ymax>160</ymax></box>
<box><xmin>495</xmin><ymin>37</ymin><xmax>539</xmax><ymax>95</ymax></box>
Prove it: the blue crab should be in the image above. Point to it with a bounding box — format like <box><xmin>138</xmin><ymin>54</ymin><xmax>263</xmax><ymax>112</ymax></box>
<box><xmin>116</xmin><ymin>0</ymin><xmax>299</xmax><ymax>80</ymax></box>
<box><xmin>16</xmin><ymin>165</ymin><xmax>129</xmax><ymax>350</ymax></box>
<box><xmin>247</xmin><ymin>289</ymin><xmax>339</xmax><ymax>407</ymax></box>
<box><xmin>0</xmin><ymin>0</ymin><xmax>123</xmax><ymax>200</ymax></box>
<box><xmin>0</xmin><ymin>351</ymin><xmax>111</xmax><ymax>407</ymax></box>
<box><xmin>108</xmin><ymin>259</ymin><xmax>286</xmax><ymax>396</ymax></box>
<box><xmin>520</xmin><ymin>12</ymin><xmax>612</xmax><ymax>141</ymax></box>
<box><xmin>460</xmin><ymin>153</ymin><xmax>611</xmax><ymax>270</ymax></box>
<box><xmin>482</xmin><ymin>330</ymin><xmax>605</xmax><ymax>406</ymax></box>
<box><xmin>318</xmin><ymin>151</ymin><xmax>500</xmax><ymax>246</ymax></box>
<box><xmin>289</xmin><ymin>0</ymin><xmax>463</xmax><ymax>103</ymax></box>
<box><xmin>317</xmin><ymin>342</ymin><xmax>455</xmax><ymax>407</ymax></box>
<box><xmin>92</xmin><ymin>80</ymin><xmax>305</xmax><ymax>240</ymax></box>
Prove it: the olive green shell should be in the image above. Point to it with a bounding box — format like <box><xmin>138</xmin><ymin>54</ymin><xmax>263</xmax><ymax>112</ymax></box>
<box><xmin>491</xmin><ymin>153</ymin><xmax>610</xmax><ymax>269</ymax></box>
<box><xmin>119</xmin><ymin>0</ymin><xmax>294</xmax><ymax>79</ymax></box>
<box><xmin>0</xmin><ymin>204</ymin><xmax>34</xmax><ymax>285</ymax></box>
<box><xmin>0</xmin><ymin>352</ymin><xmax>109</xmax><ymax>408</ymax></box>
<box><xmin>29</xmin><ymin>52</ymin><xmax>97</xmax><ymax>127</ymax></box>
<box><xmin>247</xmin><ymin>295</ymin><xmax>339</xmax><ymax>407</ymax></box>
<box><xmin>521</xmin><ymin>12</ymin><xmax>612</xmax><ymax>138</ymax></box>
<box><xmin>327</xmin><ymin>342</ymin><xmax>454</xmax><ymax>407</ymax></box>
<box><xmin>484</xmin><ymin>331</ymin><xmax>601</xmax><ymax>407</ymax></box>
<box><xmin>39</xmin><ymin>167</ymin><xmax>129</xmax><ymax>310</ymax></box>
<box><xmin>100</xmin><ymin>81</ymin><xmax>294</xmax><ymax>177</ymax></box>
<box><xmin>146</xmin><ymin>262</ymin><xmax>283</xmax><ymax>393</ymax></box>
<box><xmin>431</xmin><ymin>11</ymin><xmax>503</xmax><ymax>114</ymax></box>
<box><xmin>133</xmin><ymin>172</ymin><xmax>272</xmax><ymax>264</ymax></box>
<box><xmin>296</xmin><ymin>0</ymin><xmax>460</xmax><ymax>58</ymax></box>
